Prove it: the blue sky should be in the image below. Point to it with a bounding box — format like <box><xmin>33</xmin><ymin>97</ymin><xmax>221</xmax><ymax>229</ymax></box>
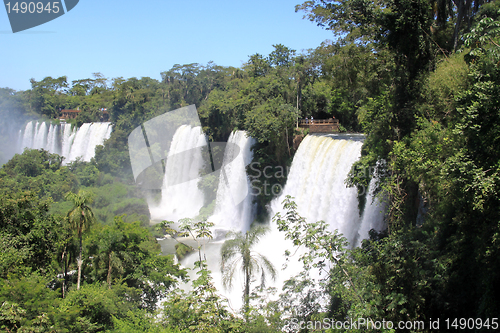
<box><xmin>0</xmin><ymin>0</ymin><xmax>334</xmax><ymax>91</ymax></box>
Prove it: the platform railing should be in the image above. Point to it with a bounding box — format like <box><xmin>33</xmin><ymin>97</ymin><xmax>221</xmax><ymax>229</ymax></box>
<box><xmin>298</xmin><ymin>118</ymin><xmax>339</xmax><ymax>125</ymax></box>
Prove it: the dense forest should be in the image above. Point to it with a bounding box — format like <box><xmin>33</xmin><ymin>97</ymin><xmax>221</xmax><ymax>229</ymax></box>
<box><xmin>1</xmin><ymin>0</ymin><xmax>500</xmax><ymax>332</ymax></box>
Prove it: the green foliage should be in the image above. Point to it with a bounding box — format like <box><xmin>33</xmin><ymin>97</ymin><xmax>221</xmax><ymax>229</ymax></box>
<box><xmin>273</xmin><ymin>196</ymin><xmax>354</xmax><ymax>323</ymax></box>
<box><xmin>88</xmin><ymin>181</ymin><xmax>150</xmax><ymax>225</ymax></box>
<box><xmin>85</xmin><ymin>215</ymin><xmax>187</xmax><ymax>311</ymax></box>
<box><xmin>317</xmin><ymin>42</ymin><xmax>394</xmax><ymax>131</ymax></box>
<box><xmin>0</xmin><ymin>192</ymin><xmax>61</xmax><ymax>278</ymax></box>
<box><xmin>157</xmin><ymin>219</ymin><xmax>245</xmax><ymax>332</ymax></box>
<box><xmin>273</xmin><ymin>196</ymin><xmax>449</xmax><ymax>332</ymax></box>
<box><xmin>245</xmin><ymin>100</ymin><xmax>296</xmax><ymax>164</ymax></box>
<box><xmin>346</xmin><ymin>8</ymin><xmax>500</xmax><ymax>325</ymax></box>
<box><xmin>157</xmin><ymin>218</ymin><xmax>215</xmax><ymax>263</ymax></box>
<box><xmin>27</xmin><ymin>76</ymin><xmax>69</xmax><ymax>118</ymax></box>
<box><xmin>0</xmin><ymin>148</ymin><xmax>150</xmax><ymax>226</ymax></box>
<box><xmin>0</xmin><ymin>190</ymin><xmax>187</xmax><ymax>331</ymax></box>
<box><xmin>420</xmin><ymin>52</ymin><xmax>469</xmax><ymax>122</ymax></box>
<box><xmin>111</xmin><ymin>309</ymin><xmax>184</xmax><ymax>333</ymax></box>
<box><xmin>0</xmin><ymin>274</ymin><xmax>59</xmax><ymax>333</ymax></box>
<box><xmin>174</xmin><ymin>242</ymin><xmax>192</xmax><ymax>261</ymax></box>
<box><xmin>66</xmin><ymin>189</ymin><xmax>96</xmax><ymax>290</ymax></box>
<box><xmin>0</xmin><ymin>149</ymin><xmax>76</xmax><ymax>201</ymax></box>
<box><xmin>67</xmin><ymin>158</ymin><xmax>100</xmax><ymax>187</ymax></box>
<box><xmin>160</xmin><ymin>270</ymin><xmax>243</xmax><ymax>333</ymax></box>
<box><xmin>57</xmin><ymin>282</ymin><xmax>141</xmax><ymax>333</ymax></box>
<box><xmin>268</xmin><ymin>44</ymin><xmax>296</xmax><ymax>68</ymax></box>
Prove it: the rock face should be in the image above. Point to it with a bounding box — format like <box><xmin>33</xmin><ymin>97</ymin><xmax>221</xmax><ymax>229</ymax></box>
<box><xmin>306</xmin><ymin>123</ymin><xmax>339</xmax><ymax>133</ymax></box>
<box><xmin>293</xmin><ymin>133</ymin><xmax>305</xmax><ymax>150</ymax></box>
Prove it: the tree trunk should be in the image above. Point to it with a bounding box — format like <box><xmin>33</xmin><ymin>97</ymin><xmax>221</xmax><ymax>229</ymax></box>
<box><xmin>452</xmin><ymin>0</ymin><xmax>472</xmax><ymax>51</ymax></box>
<box><xmin>77</xmin><ymin>231</ymin><xmax>82</xmax><ymax>290</ymax></box>
<box><xmin>61</xmin><ymin>245</ymin><xmax>67</xmax><ymax>298</ymax></box>
<box><xmin>107</xmin><ymin>251</ymin><xmax>112</xmax><ymax>288</ymax></box>
<box><xmin>244</xmin><ymin>264</ymin><xmax>250</xmax><ymax>321</ymax></box>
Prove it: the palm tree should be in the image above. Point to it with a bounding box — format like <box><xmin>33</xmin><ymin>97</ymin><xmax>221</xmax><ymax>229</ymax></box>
<box><xmin>66</xmin><ymin>190</ymin><xmax>95</xmax><ymax>290</ymax></box>
<box><xmin>220</xmin><ymin>225</ymin><xmax>276</xmax><ymax>316</ymax></box>
<box><xmin>87</xmin><ymin>226</ymin><xmax>128</xmax><ymax>288</ymax></box>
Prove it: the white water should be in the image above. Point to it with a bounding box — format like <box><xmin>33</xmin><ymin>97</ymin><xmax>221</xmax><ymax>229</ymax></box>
<box><xmin>178</xmin><ymin>134</ymin><xmax>386</xmax><ymax>312</ymax></box>
<box><xmin>209</xmin><ymin>131</ymin><xmax>256</xmax><ymax>232</ymax></box>
<box><xmin>67</xmin><ymin>122</ymin><xmax>113</xmax><ymax>162</ymax></box>
<box><xmin>269</xmin><ymin>135</ymin><xmax>364</xmax><ymax>241</ymax></box>
<box><xmin>149</xmin><ymin>125</ymin><xmax>208</xmax><ymax>222</ymax></box>
<box><xmin>19</xmin><ymin>121</ymin><xmax>112</xmax><ymax>163</ymax></box>
<box><xmin>355</xmin><ymin>172</ymin><xmax>387</xmax><ymax>247</ymax></box>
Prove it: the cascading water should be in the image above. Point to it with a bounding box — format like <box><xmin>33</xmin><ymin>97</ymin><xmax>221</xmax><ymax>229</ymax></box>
<box><xmin>32</xmin><ymin>122</ymin><xmax>48</xmax><ymax>150</ymax></box>
<box><xmin>154</xmin><ymin>128</ymin><xmax>258</xmax><ymax>309</ymax></box>
<box><xmin>179</xmin><ymin>134</ymin><xmax>386</xmax><ymax>312</ymax></box>
<box><xmin>209</xmin><ymin>131</ymin><xmax>256</xmax><ymax>232</ymax></box>
<box><xmin>19</xmin><ymin>120</ymin><xmax>112</xmax><ymax>163</ymax></box>
<box><xmin>21</xmin><ymin>121</ymin><xmax>35</xmax><ymax>149</ymax></box>
<box><xmin>268</xmin><ymin>135</ymin><xmax>365</xmax><ymax>241</ymax></box>
<box><xmin>148</xmin><ymin>125</ymin><xmax>208</xmax><ymax>222</ymax></box>
<box><xmin>46</xmin><ymin>124</ymin><xmax>58</xmax><ymax>153</ymax></box>
<box><xmin>354</xmin><ymin>171</ymin><xmax>386</xmax><ymax>247</ymax></box>
<box><xmin>67</xmin><ymin>122</ymin><xmax>113</xmax><ymax>162</ymax></box>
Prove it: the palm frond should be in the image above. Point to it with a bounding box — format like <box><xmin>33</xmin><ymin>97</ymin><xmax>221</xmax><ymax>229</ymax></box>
<box><xmin>221</xmin><ymin>256</ymin><xmax>241</xmax><ymax>290</ymax></box>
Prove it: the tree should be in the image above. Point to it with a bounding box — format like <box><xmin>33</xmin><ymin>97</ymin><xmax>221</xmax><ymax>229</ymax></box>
<box><xmin>273</xmin><ymin>196</ymin><xmax>361</xmax><ymax>324</ymax></box>
<box><xmin>27</xmin><ymin>76</ymin><xmax>69</xmax><ymax>117</ymax></box>
<box><xmin>87</xmin><ymin>216</ymin><xmax>187</xmax><ymax>310</ymax></box>
<box><xmin>65</xmin><ymin>190</ymin><xmax>96</xmax><ymax>290</ymax></box>
<box><xmin>246</xmin><ymin>53</ymin><xmax>271</xmax><ymax>77</ymax></box>
<box><xmin>0</xmin><ymin>192</ymin><xmax>62</xmax><ymax>279</ymax></box>
<box><xmin>220</xmin><ymin>225</ymin><xmax>277</xmax><ymax>317</ymax></box>
<box><xmin>155</xmin><ymin>219</ymin><xmax>242</xmax><ymax>332</ymax></box>
<box><xmin>268</xmin><ymin>44</ymin><xmax>296</xmax><ymax>68</ymax></box>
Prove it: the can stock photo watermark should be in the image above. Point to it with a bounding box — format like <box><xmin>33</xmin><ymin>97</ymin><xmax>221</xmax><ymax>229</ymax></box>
<box><xmin>3</xmin><ymin>0</ymin><xmax>79</xmax><ymax>33</ymax></box>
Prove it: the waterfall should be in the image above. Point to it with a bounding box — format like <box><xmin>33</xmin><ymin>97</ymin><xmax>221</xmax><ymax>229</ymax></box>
<box><xmin>61</xmin><ymin>123</ymin><xmax>76</xmax><ymax>161</ymax></box>
<box><xmin>209</xmin><ymin>131</ymin><xmax>256</xmax><ymax>232</ymax></box>
<box><xmin>21</xmin><ymin>121</ymin><xmax>35</xmax><ymax>149</ymax></box>
<box><xmin>178</xmin><ymin>134</ymin><xmax>386</xmax><ymax>312</ymax></box>
<box><xmin>244</xmin><ymin>135</ymin><xmax>367</xmax><ymax>309</ymax></box>
<box><xmin>67</xmin><ymin>122</ymin><xmax>113</xmax><ymax>162</ymax></box>
<box><xmin>32</xmin><ymin>122</ymin><xmax>48</xmax><ymax>150</ymax></box>
<box><xmin>354</xmin><ymin>171</ymin><xmax>387</xmax><ymax>247</ymax></box>
<box><xmin>46</xmin><ymin>124</ymin><xmax>59</xmax><ymax>154</ymax></box>
<box><xmin>269</xmin><ymin>135</ymin><xmax>364</xmax><ymax>242</ymax></box>
<box><xmin>19</xmin><ymin>121</ymin><xmax>112</xmax><ymax>163</ymax></box>
<box><xmin>148</xmin><ymin>125</ymin><xmax>208</xmax><ymax>222</ymax></box>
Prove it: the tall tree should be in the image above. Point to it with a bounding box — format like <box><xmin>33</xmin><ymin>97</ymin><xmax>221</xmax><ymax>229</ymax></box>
<box><xmin>220</xmin><ymin>225</ymin><xmax>276</xmax><ymax>317</ymax></box>
<box><xmin>27</xmin><ymin>76</ymin><xmax>69</xmax><ymax>117</ymax></box>
<box><xmin>65</xmin><ymin>190</ymin><xmax>95</xmax><ymax>290</ymax></box>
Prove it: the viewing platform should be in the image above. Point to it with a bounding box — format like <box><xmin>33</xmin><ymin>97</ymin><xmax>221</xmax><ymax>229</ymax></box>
<box><xmin>60</xmin><ymin>109</ymin><xmax>80</xmax><ymax>119</ymax></box>
<box><xmin>59</xmin><ymin>109</ymin><xmax>109</xmax><ymax>122</ymax></box>
<box><xmin>298</xmin><ymin>118</ymin><xmax>339</xmax><ymax>133</ymax></box>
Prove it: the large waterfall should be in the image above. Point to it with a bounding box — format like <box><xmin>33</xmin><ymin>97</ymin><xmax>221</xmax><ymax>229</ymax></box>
<box><xmin>246</xmin><ymin>135</ymin><xmax>385</xmax><ymax>309</ymax></box>
<box><xmin>19</xmin><ymin>121</ymin><xmax>112</xmax><ymax>163</ymax></box>
<box><xmin>177</xmin><ymin>133</ymin><xmax>386</xmax><ymax>311</ymax></box>
<box><xmin>209</xmin><ymin>131</ymin><xmax>256</xmax><ymax>232</ymax></box>
<box><xmin>268</xmin><ymin>134</ymin><xmax>376</xmax><ymax>243</ymax></box>
<box><xmin>149</xmin><ymin>125</ymin><xmax>208</xmax><ymax>222</ymax></box>
<box><xmin>149</xmin><ymin>128</ymin><xmax>257</xmax><ymax>227</ymax></box>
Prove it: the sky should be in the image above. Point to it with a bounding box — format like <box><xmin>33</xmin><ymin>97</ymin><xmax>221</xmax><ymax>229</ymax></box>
<box><xmin>0</xmin><ymin>0</ymin><xmax>335</xmax><ymax>91</ymax></box>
